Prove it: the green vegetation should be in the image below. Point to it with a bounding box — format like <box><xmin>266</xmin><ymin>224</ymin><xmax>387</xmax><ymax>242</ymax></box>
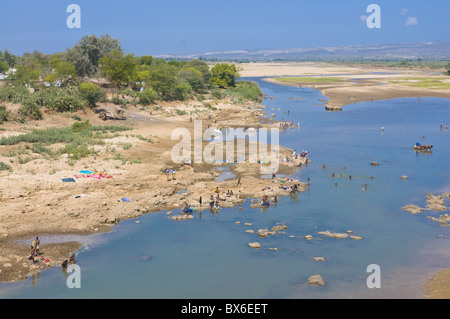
<box><xmin>0</xmin><ymin>105</ymin><xmax>8</xmax><ymax>124</ymax></box>
<box><xmin>0</xmin><ymin>161</ymin><xmax>13</xmax><ymax>172</ymax></box>
<box><xmin>445</xmin><ymin>63</ymin><xmax>450</xmax><ymax>76</ymax></box>
<box><xmin>0</xmin><ymin>121</ymin><xmax>132</xmax><ymax>160</ymax></box>
<box><xmin>224</xmin><ymin>80</ymin><xmax>263</xmax><ymax>102</ymax></box>
<box><xmin>210</xmin><ymin>63</ymin><xmax>239</xmax><ymax>88</ymax></box>
<box><xmin>80</xmin><ymin>82</ymin><xmax>106</xmax><ymax>108</ymax></box>
<box><xmin>275</xmin><ymin>76</ymin><xmax>347</xmax><ymax>84</ymax></box>
<box><xmin>0</xmin><ymin>34</ymin><xmax>263</xmax><ymax>124</ymax></box>
<box><xmin>389</xmin><ymin>77</ymin><xmax>450</xmax><ymax>89</ymax></box>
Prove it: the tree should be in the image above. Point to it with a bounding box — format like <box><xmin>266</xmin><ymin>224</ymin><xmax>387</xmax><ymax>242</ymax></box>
<box><xmin>65</xmin><ymin>34</ymin><xmax>122</xmax><ymax>77</ymax></box>
<box><xmin>55</xmin><ymin>61</ymin><xmax>77</xmax><ymax>85</ymax></box>
<box><xmin>172</xmin><ymin>82</ymin><xmax>193</xmax><ymax>101</ymax></box>
<box><xmin>0</xmin><ymin>50</ymin><xmax>17</xmax><ymax>68</ymax></box>
<box><xmin>149</xmin><ymin>62</ymin><xmax>178</xmax><ymax>99</ymax></box>
<box><xmin>138</xmin><ymin>55</ymin><xmax>153</xmax><ymax>66</ymax></box>
<box><xmin>80</xmin><ymin>82</ymin><xmax>105</xmax><ymax>108</ymax></box>
<box><xmin>47</xmin><ymin>57</ymin><xmax>77</xmax><ymax>86</ymax></box>
<box><xmin>183</xmin><ymin>60</ymin><xmax>211</xmax><ymax>83</ymax></box>
<box><xmin>99</xmin><ymin>50</ymin><xmax>137</xmax><ymax>88</ymax></box>
<box><xmin>177</xmin><ymin>68</ymin><xmax>205</xmax><ymax>93</ymax></box>
<box><xmin>7</xmin><ymin>64</ymin><xmax>41</xmax><ymax>88</ymax></box>
<box><xmin>445</xmin><ymin>63</ymin><xmax>450</xmax><ymax>76</ymax></box>
<box><xmin>0</xmin><ymin>61</ymin><xmax>8</xmax><ymax>74</ymax></box>
<box><xmin>210</xmin><ymin>63</ymin><xmax>239</xmax><ymax>88</ymax></box>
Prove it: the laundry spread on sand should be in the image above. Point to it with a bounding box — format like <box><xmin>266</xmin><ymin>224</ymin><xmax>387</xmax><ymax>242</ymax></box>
<box><xmin>73</xmin><ymin>171</ymin><xmax>113</xmax><ymax>179</ymax></box>
<box><xmin>40</xmin><ymin>256</ymin><xmax>50</xmax><ymax>263</ymax></box>
<box><xmin>87</xmin><ymin>172</ymin><xmax>112</xmax><ymax>179</ymax></box>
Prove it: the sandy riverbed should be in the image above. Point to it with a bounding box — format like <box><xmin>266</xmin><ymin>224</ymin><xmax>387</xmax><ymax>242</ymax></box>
<box><xmin>238</xmin><ymin>62</ymin><xmax>450</xmax><ymax>110</ymax></box>
<box><xmin>0</xmin><ymin>94</ymin><xmax>307</xmax><ymax>283</ymax></box>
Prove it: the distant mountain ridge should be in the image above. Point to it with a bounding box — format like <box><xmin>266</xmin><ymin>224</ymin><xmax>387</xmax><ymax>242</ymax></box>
<box><xmin>159</xmin><ymin>42</ymin><xmax>450</xmax><ymax>61</ymax></box>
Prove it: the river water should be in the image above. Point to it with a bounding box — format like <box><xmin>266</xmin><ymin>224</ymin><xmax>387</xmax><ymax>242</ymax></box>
<box><xmin>1</xmin><ymin>77</ymin><xmax>449</xmax><ymax>299</ymax></box>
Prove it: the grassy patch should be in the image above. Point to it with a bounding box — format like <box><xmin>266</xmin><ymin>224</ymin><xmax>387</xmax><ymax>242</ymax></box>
<box><xmin>389</xmin><ymin>78</ymin><xmax>450</xmax><ymax>89</ymax></box>
<box><xmin>0</xmin><ymin>161</ymin><xmax>13</xmax><ymax>172</ymax></box>
<box><xmin>0</xmin><ymin>121</ymin><xmax>133</xmax><ymax>161</ymax></box>
<box><xmin>274</xmin><ymin>76</ymin><xmax>347</xmax><ymax>85</ymax></box>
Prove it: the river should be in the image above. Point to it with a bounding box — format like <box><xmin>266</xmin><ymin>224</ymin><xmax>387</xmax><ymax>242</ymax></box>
<box><xmin>1</xmin><ymin>77</ymin><xmax>449</xmax><ymax>299</ymax></box>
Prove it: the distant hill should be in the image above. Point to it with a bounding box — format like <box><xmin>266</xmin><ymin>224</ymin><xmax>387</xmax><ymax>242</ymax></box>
<box><xmin>159</xmin><ymin>42</ymin><xmax>450</xmax><ymax>61</ymax></box>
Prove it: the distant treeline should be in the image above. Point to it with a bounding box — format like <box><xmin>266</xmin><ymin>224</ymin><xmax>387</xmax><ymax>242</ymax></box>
<box><xmin>190</xmin><ymin>57</ymin><xmax>450</xmax><ymax>70</ymax></box>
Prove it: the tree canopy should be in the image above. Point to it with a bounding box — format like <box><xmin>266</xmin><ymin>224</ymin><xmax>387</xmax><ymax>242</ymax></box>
<box><xmin>210</xmin><ymin>63</ymin><xmax>239</xmax><ymax>88</ymax></box>
<box><xmin>65</xmin><ymin>34</ymin><xmax>122</xmax><ymax>77</ymax></box>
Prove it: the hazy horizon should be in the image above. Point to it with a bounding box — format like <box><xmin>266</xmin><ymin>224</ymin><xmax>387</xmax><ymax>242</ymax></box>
<box><xmin>1</xmin><ymin>0</ymin><xmax>449</xmax><ymax>57</ymax></box>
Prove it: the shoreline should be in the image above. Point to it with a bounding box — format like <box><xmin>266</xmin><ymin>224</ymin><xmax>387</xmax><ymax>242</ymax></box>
<box><xmin>0</xmin><ymin>95</ymin><xmax>308</xmax><ymax>283</ymax></box>
<box><xmin>1</xmin><ymin>62</ymin><xmax>449</xmax><ymax>299</ymax></box>
<box><xmin>262</xmin><ymin>74</ymin><xmax>450</xmax><ymax>110</ymax></box>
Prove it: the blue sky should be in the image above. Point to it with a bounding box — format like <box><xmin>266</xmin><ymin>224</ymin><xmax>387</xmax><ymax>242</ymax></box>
<box><xmin>1</xmin><ymin>0</ymin><xmax>449</xmax><ymax>56</ymax></box>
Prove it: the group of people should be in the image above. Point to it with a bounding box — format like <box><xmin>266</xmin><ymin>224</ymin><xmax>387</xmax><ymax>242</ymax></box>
<box><xmin>279</xmin><ymin>121</ymin><xmax>297</xmax><ymax>130</ymax></box>
<box><xmin>61</xmin><ymin>254</ymin><xmax>76</xmax><ymax>268</ymax></box>
<box><xmin>28</xmin><ymin>236</ymin><xmax>76</xmax><ymax>269</ymax></box>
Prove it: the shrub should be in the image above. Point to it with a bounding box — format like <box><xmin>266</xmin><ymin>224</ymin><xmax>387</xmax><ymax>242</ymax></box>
<box><xmin>0</xmin><ymin>105</ymin><xmax>8</xmax><ymax>124</ymax></box>
<box><xmin>80</xmin><ymin>82</ymin><xmax>106</xmax><ymax>108</ymax></box>
<box><xmin>35</xmin><ymin>87</ymin><xmax>84</xmax><ymax>112</ymax></box>
<box><xmin>138</xmin><ymin>88</ymin><xmax>158</xmax><ymax>106</ymax></box>
<box><xmin>18</xmin><ymin>96</ymin><xmax>43</xmax><ymax>121</ymax></box>
<box><xmin>172</xmin><ymin>82</ymin><xmax>193</xmax><ymax>101</ymax></box>
<box><xmin>0</xmin><ymin>161</ymin><xmax>12</xmax><ymax>172</ymax></box>
<box><xmin>0</xmin><ymin>86</ymin><xmax>30</xmax><ymax>104</ymax></box>
<box><xmin>224</xmin><ymin>80</ymin><xmax>263</xmax><ymax>102</ymax></box>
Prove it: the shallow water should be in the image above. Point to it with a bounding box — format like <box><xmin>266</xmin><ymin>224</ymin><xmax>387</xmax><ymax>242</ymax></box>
<box><xmin>1</xmin><ymin>77</ymin><xmax>449</xmax><ymax>299</ymax></box>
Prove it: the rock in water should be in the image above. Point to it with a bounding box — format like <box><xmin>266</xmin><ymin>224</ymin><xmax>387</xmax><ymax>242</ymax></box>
<box><xmin>248</xmin><ymin>242</ymin><xmax>261</xmax><ymax>249</ymax></box>
<box><xmin>307</xmin><ymin>275</ymin><xmax>325</xmax><ymax>286</ymax></box>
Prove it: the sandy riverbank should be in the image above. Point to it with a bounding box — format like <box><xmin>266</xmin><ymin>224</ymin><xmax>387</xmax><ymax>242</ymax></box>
<box><xmin>0</xmin><ymin>95</ymin><xmax>308</xmax><ymax>283</ymax></box>
<box><xmin>238</xmin><ymin>62</ymin><xmax>450</xmax><ymax>110</ymax></box>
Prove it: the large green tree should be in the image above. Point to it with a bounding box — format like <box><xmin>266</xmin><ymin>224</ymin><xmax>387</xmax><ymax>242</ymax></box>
<box><xmin>0</xmin><ymin>61</ymin><xmax>8</xmax><ymax>74</ymax></box>
<box><xmin>99</xmin><ymin>50</ymin><xmax>137</xmax><ymax>88</ymax></box>
<box><xmin>149</xmin><ymin>62</ymin><xmax>178</xmax><ymax>99</ymax></box>
<box><xmin>65</xmin><ymin>34</ymin><xmax>122</xmax><ymax>77</ymax></box>
<box><xmin>210</xmin><ymin>63</ymin><xmax>239</xmax><ymax>88</ymax></box>
<box><xmin>0</xmin><ymin>50</ymin><xmax>17</xmax><ymax>68</ymax></box>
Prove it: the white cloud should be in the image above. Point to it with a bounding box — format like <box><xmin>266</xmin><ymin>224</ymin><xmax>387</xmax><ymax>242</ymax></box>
<box><xmin>405</xmin><ymin>16</ymin><xmax>418</xmax><ymax>26</ymax></box>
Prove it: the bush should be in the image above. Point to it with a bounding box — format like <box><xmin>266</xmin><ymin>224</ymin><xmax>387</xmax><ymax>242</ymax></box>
<box><xmin>172</xmin><ymin>82</ymin><xmax>193</xmax><ymax>101</ymax></box>
<box><xmin>224</xmin><ymin>80</ymin><xmax>263</xmax><ymax>102</ymax></box>
<box><xmin>71</xmin><ymin>120</ymin><xmax>92</xmax><ymax>132</ymax></box>
<box><xmin>138</xmin><ymin>88</ymin><xmax>158</xmax><ymax>105</ymax></box>
<box><xmin>0</xmin><ymin>86</ymin><xmax>30</xmax><ymax>104</ymax></box>
<box><xmin>0</xmin><ymin>161</ymin><xmax>12</xmax><ymax>172</ymax></box>
<box><xmin>19</xmin><ymin>96</ymin><xmax>43</xmax><ymax>121</ymax></box>
<box><xmin>210</xmin><ymin>88</ymin><xmax>222</xmax><ymax>99</ymax></box>
<box><xmin>35</xmin><ymin>87</ymin><xmax>84</xmax><ymax>112</ymax></box>
<box><xmin>0</xmin><ymin>105</ymin><xmax>8</xmax><ymax>124</ymax></box>
<box><xmin>80</xmin><ymin>82</ymin><xmax>106</xmax><ymax>108</ymax></box>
